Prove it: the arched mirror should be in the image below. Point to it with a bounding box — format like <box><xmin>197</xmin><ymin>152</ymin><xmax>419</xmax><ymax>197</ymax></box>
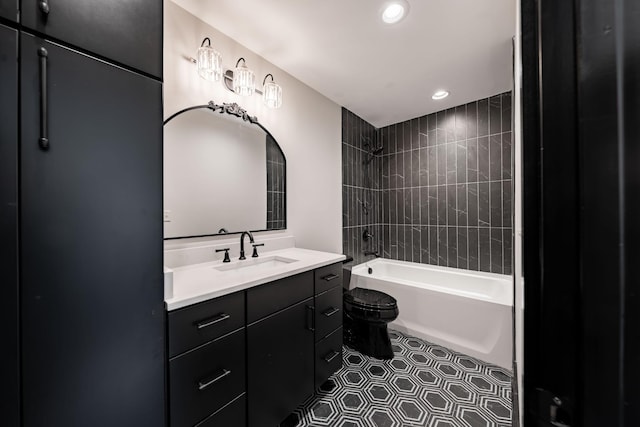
<box><xmin>163</xmin><ymin>102</ymin><xmax>286</xmax><ymax>239</ymax></box>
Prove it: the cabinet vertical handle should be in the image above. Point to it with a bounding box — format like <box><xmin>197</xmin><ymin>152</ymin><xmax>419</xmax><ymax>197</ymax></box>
<box><xmin>306</xmin><ymin>305</ymin><xmax>315</xmax><ymax>332</ymax></box>
<box><xmin>39</xmin><ymin>0</ymin><xmax>50</xmax><ymax>16</ymax></box>
<box><xmin>38</xmin><ymin>47</ymin><xmax>49</xmax><ymax>150</ymax></box>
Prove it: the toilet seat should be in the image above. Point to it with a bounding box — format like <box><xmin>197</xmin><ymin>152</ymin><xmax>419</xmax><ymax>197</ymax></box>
<box><xmin>344</xmin><ymin>288</ymin><xmax>397</xmax><ymax>310</ymax></box>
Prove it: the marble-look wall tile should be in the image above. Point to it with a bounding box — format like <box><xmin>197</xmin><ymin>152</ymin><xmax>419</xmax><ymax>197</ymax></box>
<box><xmin>341</xmin><ymin>92</ymin><xmax>513</xmax><ymax>274</ymax></box>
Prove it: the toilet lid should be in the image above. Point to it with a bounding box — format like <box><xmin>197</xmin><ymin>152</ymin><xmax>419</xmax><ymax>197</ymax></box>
<box><xmin>345</xmin><ymin>288</ymin><xmax>397</xmax><ymax>309</ymax></box>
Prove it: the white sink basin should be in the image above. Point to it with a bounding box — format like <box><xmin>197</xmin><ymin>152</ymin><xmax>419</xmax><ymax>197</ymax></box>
<box><xmin>214</xmin><ymin>255</ymin><xmax>298</xmax><ymax>273</ymax></box>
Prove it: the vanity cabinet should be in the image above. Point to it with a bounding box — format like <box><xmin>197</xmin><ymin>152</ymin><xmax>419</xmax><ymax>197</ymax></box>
<box><xmin>313</xmin><ymin>263</ymin><xmax>344</xmax><ymax>388</ymax></box>
<box><xmin>21</xmin><ymin>0</ymin><xmax>162</xmax><ymax>78</ymax></box>
<box><xmin>167</xmin><ymin>262</ymin><xmax>344</xmax><ymax>427</ymax></box>
<box><xmin>0</xmin><ymin>22</ymin><xmax>19</xmax><ymax>427</ymax></box>
<box><xmin>247</xmin><ymin>272</ymin><xmax>315</xmax><ymax>427</ymax></box>
<box><xmin>19</xmin><ymin>33</ymin><xmax>164</xmax><ymax>427</ymax></box>
<box><xmin>0</xmin><ymin>0</ymin><xmax>17</xmax><ymax>22</ymax></box>
<box><xmin>168</xmin><ymin>292</ymin><xmax>246</xmax><ymax>427</ymax></box>
<box><xmin>170</xmin><ymin>330</ymin><xmax>246</xmax><ymax>427</ymax></box>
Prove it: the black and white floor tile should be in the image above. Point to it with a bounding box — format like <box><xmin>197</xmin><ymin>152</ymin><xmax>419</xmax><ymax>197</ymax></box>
<box><xmin>282</xmin><ymin>330</ymin><xmax>512</xmax><ymax>427</ymax></box>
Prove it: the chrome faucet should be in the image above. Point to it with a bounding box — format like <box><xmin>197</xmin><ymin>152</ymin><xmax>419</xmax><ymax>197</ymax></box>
<box><xmin>239</xmin><ymin>231</ymin><xmax>254</xmax><ymax>260</ymax></box>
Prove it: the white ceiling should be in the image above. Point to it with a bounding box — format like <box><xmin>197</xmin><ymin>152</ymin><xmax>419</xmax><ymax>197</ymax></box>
<box><xmin>171</xmin><ymin>0</ymin><xmax>516</xmax><ymax>128</ymax></box>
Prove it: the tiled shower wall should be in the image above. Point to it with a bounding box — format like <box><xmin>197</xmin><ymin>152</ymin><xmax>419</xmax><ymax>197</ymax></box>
<box><xmin>266</xmin><ymin>135</ymin><xmax>286</xmax><ymax>230</ymax></box>
<box><xmin>342</xmin><ymin>92</ymin><xmax>513</xmax><ymax>275</ymax></box>
<box><xmin>341</xmin><ymin>109</ymin><xmax>381</xmax><ymax>266</ymax></box>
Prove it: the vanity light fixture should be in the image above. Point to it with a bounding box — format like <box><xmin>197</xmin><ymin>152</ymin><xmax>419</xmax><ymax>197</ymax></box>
<box><xmin>432</xmin><ymin>90</ymin><xmax>449</xmax><ymax>100</ymax></box>
<box><xmin>262</xmin><ymin>74</ymin><xmax>282</xmax><ymax>109</ymax></box>
<box><xmin>189</xmin><ymin>47</ymin><xmax>284</xmax><ymax>108</ymax></box>
<box><xmin>381</xmin><ymin>0</ymin><xmax>409</xmax><ymax>24</ymax></box>
<box><xmin>197</xmin><ymin>37</ymin><xmax>222</xmax><ymax>82</ymax></box>
<box><xmin>232</xmin><ymin>57</ymin><xmax>256</xmax><ymax>96</ymax></box>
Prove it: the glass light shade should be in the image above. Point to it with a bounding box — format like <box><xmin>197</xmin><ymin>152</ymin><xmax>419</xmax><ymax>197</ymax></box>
<box><xmin>263</xmin><ymin>81</ymin><xmax>282</xmax><ymax>109</ymax></box>
<box><xmin>233</xmin><ymin>63</ymin><xmax>255</xmax><ymax>96</ymax></box>
<box><xmin>197</xmin><ymin>45</ymin><xmax>222</xmax><ymax>81</ymax></box>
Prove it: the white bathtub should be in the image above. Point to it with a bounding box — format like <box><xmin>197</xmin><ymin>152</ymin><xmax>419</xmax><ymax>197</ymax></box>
<box><xmin>349</xmin><ymin>258</ymin><xmax>513</xmax><ymax>370</ymax></box>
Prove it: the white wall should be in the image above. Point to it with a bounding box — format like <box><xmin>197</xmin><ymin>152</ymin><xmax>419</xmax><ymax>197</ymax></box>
<box><xmin>514</xmin><ymin>0</ymin><xmax>525</xmax><ymax>423</ymax></box>
<box><xmin>164</xmin><ymin>0</ymin><xmax>342</xmax><ymax>253</ymax></box>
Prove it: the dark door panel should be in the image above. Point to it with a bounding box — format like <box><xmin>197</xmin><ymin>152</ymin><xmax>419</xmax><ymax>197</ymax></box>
<box><xmin>22</xmin><ymin>0</ymin><xmax>162</xmax><ymax>78</ymax></box>
<box><xmin>20</xmin><ymin>33</ymin><xmax>164</xmax><ymax>427</ymax></box>
<box><xmin>0</xmin><ymin>23</ymin><xmax>19</xmax><ymax>427</ymax></box>
<box><xmin>0</xmin><ymin>0</ymin><xmax>18</xmax><ymax>22</ymax></box>
<box><xmin>247</xmin><ymin>298</ymin><xmax>314</xmax><ymax>427</ymax></box>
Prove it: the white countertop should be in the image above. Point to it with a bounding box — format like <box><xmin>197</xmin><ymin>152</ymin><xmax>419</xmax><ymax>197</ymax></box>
<box><xmin>165</xmin><ymin>247</ymin><xmax>345</xmax><ymax>311</ymax></box>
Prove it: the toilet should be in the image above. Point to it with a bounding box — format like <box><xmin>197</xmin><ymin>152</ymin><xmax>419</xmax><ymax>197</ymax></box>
<box><xmin>343</xmin><ymin>287</ymin><xmax>399</xmax><ymax>360</ymax></box>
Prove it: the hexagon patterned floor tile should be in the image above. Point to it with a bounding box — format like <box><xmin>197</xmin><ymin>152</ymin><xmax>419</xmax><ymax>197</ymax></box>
<box><xmin>280</xmin><ymin>329</ymin><xmax>512</xmax><ymax>427</ymax></box>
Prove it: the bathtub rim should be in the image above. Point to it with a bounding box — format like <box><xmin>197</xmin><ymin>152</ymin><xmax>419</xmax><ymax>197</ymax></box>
<box><xmin>350</xmin><ymin>258</ymin><xmax>513</xmax><ymax>307</ymax></box>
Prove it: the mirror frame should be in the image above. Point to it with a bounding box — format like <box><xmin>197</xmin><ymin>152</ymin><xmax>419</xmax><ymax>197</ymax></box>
<box><xmin>163</xmin><ymin>101</ymin><xmax>287</xmax><ymax>240</ymax></box>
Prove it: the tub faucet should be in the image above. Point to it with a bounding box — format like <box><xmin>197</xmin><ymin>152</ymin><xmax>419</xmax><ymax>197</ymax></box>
<box><xmin>364</xmin><ymin>250</ymin><xmax>380</xmax><ymax>258</ymax></box>
<box><xmin>239</xmin><ymin>231</ymin><xmax>254</xmax><ymax>260</ymax></box>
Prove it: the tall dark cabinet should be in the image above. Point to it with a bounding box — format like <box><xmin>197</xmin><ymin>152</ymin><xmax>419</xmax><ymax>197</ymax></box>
<box><xmin>0</xmin><ymin>22</ymin><xmax>19</xmax><ymax>427</ymax></box>
<box><xmin>20</xmin><ymin>33</ymin><xmax>164</xmax><ymax>426</ymax></box>
<box><xmin>2</xmin><ymin>2</ymin><xmax>165</xmax><ymax>426</ymax></box>
<box><xmin>0</xmin><ymin>0</ymin><xmax>18</xmax><ymax>22</ymax></box>
<box><xmin>21</xmin><ymin>0</ymin><xmax>162</xmax><ymax>78</ymax></box>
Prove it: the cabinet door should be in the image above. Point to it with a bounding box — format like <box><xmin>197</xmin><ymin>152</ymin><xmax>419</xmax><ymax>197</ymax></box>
<box><xmin>20</xmin><ymin>33</ymin><xmax>164</xmax><ymax>427</ymax></box>
<box><xmin>0</xmin><ymin>0</ymin><xmax>18</xmax><ymax>22</ymax></box>
<box><xmin>248</xmin><ymin>298</ymin><xmax>315</xmax><ymax>427</ymax></box>
<box><xmin>0</xmin><ymin>23</ymin><xmax>19</xmax><ymax>427</ymax></box>
<box><xmin>22</xmin><ymin>0</ymin><xmax>161</xmax><ymax>78</ymax></box>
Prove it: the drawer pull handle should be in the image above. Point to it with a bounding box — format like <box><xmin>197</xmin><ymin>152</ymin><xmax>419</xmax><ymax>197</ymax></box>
<box><xmin>196</xmin><ymin>313</ymin><xmax>230</xmax><ymax>329</ymax></box>
<box><xmin>321</xmin><ymin>273</ymin><xmax>339</xmax><ymax>282</ymax></box>
<box><xmin>323</xmin><ymin>350</ymin><xmax>340</xmax><ymax>363</ymax></box>
<box><xmin>197</xmin><ymin>369</ymin><xmax>231</xmax><ymax>391</ymax></box>
<box><xmin>322</xmin><ymin>307</ymin><xmax>340</xmax><ymax>317</ymax></box>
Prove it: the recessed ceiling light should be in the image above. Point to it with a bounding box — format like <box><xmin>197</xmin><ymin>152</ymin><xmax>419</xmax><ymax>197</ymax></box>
<box><xmin>382</xmin><ymin>1</ymin><xmax>409</xmax><ymax>24</ymax></box>
<box><xmin>432</xmin><ymin>90</ymin><xmax>449</xmax><ymax>100</ymax></box>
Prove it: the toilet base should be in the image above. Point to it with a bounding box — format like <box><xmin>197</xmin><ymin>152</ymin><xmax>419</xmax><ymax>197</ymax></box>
<box><xmin>343</xmin><ymin>313</ymin><xmax>395</xmax><ymax>360</ymax></box>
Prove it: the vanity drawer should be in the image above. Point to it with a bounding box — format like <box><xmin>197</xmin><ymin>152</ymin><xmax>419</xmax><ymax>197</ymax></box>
<box><xmin>195</xmin><ymin>394</ymin><xmax>246</xmax><ymax>427</ymax></box>
<box><xmin>247</xmin><ymin>271</ymin><xmax>313</xmax><ymax>323</ymax></box>
<box><xmin>314</xmin><ymin>263</ymin><xmax>343</xmax><ymax>294</ymax></box>
<box><xmin>168</xmin><ymin>291</ymin><xmax>245</xmax><ymax>358</ymax></box>
<box><xmin>315</xmin><ymin>326</ymin><xmax>343</xmax><ymax>389</ymax></box>
<box><xmin>169</xmin><ymin>329</ymin><xmax>246</xmax><ymax>427</ymax></box>
<box><xmin>315</xmin><ymin>286</ymin><xmax>343</xmax><ymax>341</ymax></box>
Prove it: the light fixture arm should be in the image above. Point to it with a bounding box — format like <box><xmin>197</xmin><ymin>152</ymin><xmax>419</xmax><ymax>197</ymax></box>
<box><xmin>200</xmin><ymin>37</ymin><xmax>211</xmax><ymax>47</ymax></box>
<box><xmin>235</xmin><ymin>57</ymin><xmax>246</xmax><ymax>68</ymax></box>
<box><xmin>263</xmin><ymin>73</ymin><xmax>275</xmax><ymax>86</ymax></box>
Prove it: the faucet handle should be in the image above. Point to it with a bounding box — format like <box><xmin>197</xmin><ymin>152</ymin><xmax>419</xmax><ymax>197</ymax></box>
<box><xmin>215</xmin><ymin>248</ymin><xmax>231</xmax><ymax>263</ymax></box>
<box><xmin>252</xmin><ymin>243</ymin><xmax>265</xmax><ymax>258</ymax></box>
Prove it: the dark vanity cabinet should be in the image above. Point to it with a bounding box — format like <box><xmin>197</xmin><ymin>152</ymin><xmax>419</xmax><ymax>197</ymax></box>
<box><xmin>167</xmin><ymin>262</ymin><xmax>344</xmax><ymax>427</ymax></box>
<box><xmin>313</xmin><ymin>264</ymin><xmax>344</xmax><ymax>388</ymax></box>
<box><xmin>168</xmin><ymin>292</ymin><xmax>247</xmax><ymax>427</ymax></box>
<box><xmin>0</xmin><ymin>22</ymin><xmax>19</xmax><ymax>427</ymax></box>
<box><xmin>247</xmin><ymin>272</ymin><xmax>316</xmax><ymax>427</ymax></box>
<box><xmin>0</xmin><ymin>0</ymin><xmax>17</xmax><ymax>22</ymax></box>
<box><xmin>21</xmin><ymin>0</ymin><xmax>162</xmax><ymax>78</ymax></box>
